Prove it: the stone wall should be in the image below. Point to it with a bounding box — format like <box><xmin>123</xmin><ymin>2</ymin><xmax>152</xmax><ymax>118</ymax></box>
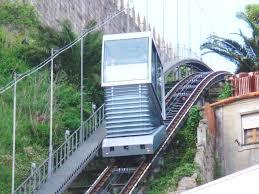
<box><xmin>25</xmin><ymin>0</ymin><xmax>140</xmax><ymax>34</ymax></box>
<box><xmin>2</xmin><ymin>0</ymin><xmax>174</xmax><ymax>61</ymax></box>
<box><xmin>194</xmin><ymin>117</ymin><xmax>215</xmax><ymax>183</ymax></box>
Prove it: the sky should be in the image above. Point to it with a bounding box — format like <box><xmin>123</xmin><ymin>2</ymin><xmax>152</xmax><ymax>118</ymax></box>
<box><xmin>131</xmin><ymin>0</ymin><xmax>258</xmax><ymax>73</ymax></box>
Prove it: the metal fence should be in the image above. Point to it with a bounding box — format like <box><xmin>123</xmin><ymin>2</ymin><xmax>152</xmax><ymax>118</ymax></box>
<box><xmin>15</xmin><ymin>104</ymin><xmax>105</xmax><ymax>194</ymax></box>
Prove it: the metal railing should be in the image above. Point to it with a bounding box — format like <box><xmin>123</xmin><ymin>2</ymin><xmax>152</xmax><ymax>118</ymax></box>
<box><xmin>15</xmin><ymin>104</ymin><xmax>105</xmax><ymax>194</ymax></box>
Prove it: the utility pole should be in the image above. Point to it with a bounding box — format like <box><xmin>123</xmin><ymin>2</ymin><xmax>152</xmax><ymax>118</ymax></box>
<box><xmin>80</xmin><ymin>32</ymin><xmax>84</xmax><ymax>143</ymax></box>
<box><xmin>48</xmin><ymin>48</ymin><xmax>54</xmax><ymax>178</ymax></box>
<box><xmin>11</xmin><ymin>72</ymin><xmax>17</xmax><ymax>194</ymax></box>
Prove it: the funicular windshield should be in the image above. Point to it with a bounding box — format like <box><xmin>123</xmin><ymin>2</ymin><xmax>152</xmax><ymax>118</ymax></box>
<box><xmin>103</xmin><ymin>37</ymin><xmax>149</xmax><ymax>84</ymax></box>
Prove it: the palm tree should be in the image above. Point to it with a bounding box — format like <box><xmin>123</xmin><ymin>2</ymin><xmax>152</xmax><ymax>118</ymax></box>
<box><xmin>201</xmin><ymin>12</ymin><xmax>259</xmax><ymax>73</ymax></box>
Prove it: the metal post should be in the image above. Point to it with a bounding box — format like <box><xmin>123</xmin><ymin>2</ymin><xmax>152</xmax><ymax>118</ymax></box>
<box><xmin>176</xmin><ymin>0</ymin><xmax>179</xmax><ymax>57</ymax></box>
<box><xmin>48</xmin><ymin>48</ymin><xmax>54</xmax><ymax>178</ymax></box>
<box><xmin>161</xmin><ymin>72</ymin><xmax>166</xmax><ymax>120</ymax></box>
<box><xmin>188</xmin><ymin>0</ymin><xmax>191</xmax><ymax>56</ymax></box>
<box><xmin>162</xmin><ymin>0</ymin><xmax>165</xmax><ymax>39</ymax></box>
<box><xmin>146</xmin><ymin>0</ymin><xmax>148</xmax><ymax>25</ymax></box>
<box><xmin>92</xmin><ymin>103</ymin><xmax>96</xmax><ymax>131</ymax></box>
<box><xmin>127</xmin><ymin>1</ymin><xmax>130</xmax><ymax>33</ymax></box>
<box><xmin>11</xmin><ymin>72</ymin><xmax>17</xmax><ymax>194</ymax></box>
<box><xmin>31</xmin><ymin>163</ymin><xmax>36</xmax><ymax>191</ymax></box>
<box><xmin>80</xmin><ymin>32</ymin><xmax>84</xmax><ymax>143</ymax></box>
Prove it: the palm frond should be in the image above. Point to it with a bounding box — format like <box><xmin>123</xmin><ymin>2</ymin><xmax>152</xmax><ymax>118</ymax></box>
<box><xmin>236</xmin><ymin>12</ymin><xmax>257</xmax><ymax>38</ymax></box>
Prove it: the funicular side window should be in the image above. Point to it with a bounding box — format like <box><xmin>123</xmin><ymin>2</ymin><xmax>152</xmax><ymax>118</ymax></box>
<box><xmin>151</xmin><ymin>42</ymin><xmax>162</xmax><ymax>105</ymax></box>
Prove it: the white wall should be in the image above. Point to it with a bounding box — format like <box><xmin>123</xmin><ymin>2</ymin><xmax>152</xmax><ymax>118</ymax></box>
<box><xmin>215</xmin><ymin>98</ymin><xmax>259</xmax><ymax>175</ymax></box>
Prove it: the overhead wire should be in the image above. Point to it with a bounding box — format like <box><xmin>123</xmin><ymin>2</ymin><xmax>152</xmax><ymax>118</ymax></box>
<box><xmin>0</xmin><ymin>7</ymin><xmax>126</xmax><ymax>95</ymax></box>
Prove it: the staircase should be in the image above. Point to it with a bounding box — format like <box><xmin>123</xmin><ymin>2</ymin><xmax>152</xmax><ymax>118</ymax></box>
<box><xmin>15</xmin><ymin>105</ymin><xmax>106</xmax><ymax>194</ymax></box>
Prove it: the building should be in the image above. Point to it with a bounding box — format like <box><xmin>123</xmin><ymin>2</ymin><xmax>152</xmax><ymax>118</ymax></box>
<box><xmin>204</xmin><ymin>72</ymin><xmax>259</xmax><ymax>176</ymax></box>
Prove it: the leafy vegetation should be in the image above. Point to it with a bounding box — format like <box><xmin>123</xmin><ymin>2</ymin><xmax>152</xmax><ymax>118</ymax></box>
<box><xmin>201</xmin><ymin>4</ymin><xmax>259</xmax><ymax>73</ymax></box>
<box><xmin>213</xmin><ymin>156</ymin><xmax>222</xmax><ymax>179</ymax></box>
<box><xmin>147</xmin><ymin>106</ymin><xmax>202</xmax><ymax>193</ymax></box>
<box><xmin>246</xmin><ymin>4</ymin><xmax>259</xmax><ymax>30</ymax></box>
<box><xmin>218</xmin><ymin>82</ymin><xmax>232</xmax><ymax>100</ymax></box>
<box><xmin>0</xmin><ymin>2</ymin><xmax>103</xmax><ymax>193</ymax></box>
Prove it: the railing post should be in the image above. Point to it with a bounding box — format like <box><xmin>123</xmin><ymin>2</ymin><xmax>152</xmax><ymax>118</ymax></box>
<box><xmin>102</xmin><ymin>105</ymin><xmax>105</xmax><ymax>120</ymax></box>
<box><xmin>92</xmin><ymin>104</ymin><xmax>96</xmax><ymax>131</ymax></box>
<box><xmin>48</xmin><ymin>48</ymin><xmax>54</xmax><ymax>178</ymax></box>
<box><xmin>98</xmin><ymin>108</ymin><xmax>101</xmax><ymax>125</ymax></box>
<box><xmin>31</xmin><ymin>163</ymin><xmax>36</xmax><ymax>192</ymax></box>
<box><xmin>64</xmin><ymin>130</ymin><xmax>70</xmax><ymax>160</ymax></box>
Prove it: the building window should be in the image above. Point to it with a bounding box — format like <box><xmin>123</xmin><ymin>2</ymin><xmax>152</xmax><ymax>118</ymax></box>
<box><xmin>242</xmin><ymin>112</ymin><xmax>259</xmax><ymax>145</ymax></box>
<box><xmin>110</xmin><ymin>147</ymin><xmax>114</xmax><ymax>151</ymax></box>
<box><xmin>140</xmin><ymin>144</ymin><xmax>145</xmax><ymax>149</ymax></box>
<box><xmin>244</xmin><ymin>128</ymin><xmax>259</xmax><ymax>145</ymax></box>
<box><xmin>123</xmin><ymin>146</ymin><xmax>129</xmax><ymax>150</ymax></box>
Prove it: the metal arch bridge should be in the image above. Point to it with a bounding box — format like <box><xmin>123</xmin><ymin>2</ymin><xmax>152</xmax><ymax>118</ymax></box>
<box><xmin>14</xmin><ymin>50</ymin><xmax>230</xmax><ymax>194</ymax></box>
<box><xmin>163</xmin><ymin>45</ymin><xmax>212</xmax><ymax>75</ymax></box>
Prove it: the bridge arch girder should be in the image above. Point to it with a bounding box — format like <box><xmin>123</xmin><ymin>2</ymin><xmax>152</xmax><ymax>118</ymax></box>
<box><xmin>163</xmin><ymin>58</ymin><xmax>213</xmax><ymax>76</ymax></box>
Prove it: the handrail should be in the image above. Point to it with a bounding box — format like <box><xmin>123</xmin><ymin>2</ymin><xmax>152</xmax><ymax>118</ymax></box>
<box><xmin>15</xmin><ymin>104</ymin><xmax>105</xmax><ymax>194</ymax></box>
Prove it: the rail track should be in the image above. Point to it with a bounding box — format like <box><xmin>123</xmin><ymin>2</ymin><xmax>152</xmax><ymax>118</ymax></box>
<box><xmin>86</xmin><ymin>164</ymin><xmax>117</xmax><ymax>193</ymax></box>
<box><xmin>86</xmin><ymin>71</ymin><xmax>230</xmax><ymax>194</ymax></box>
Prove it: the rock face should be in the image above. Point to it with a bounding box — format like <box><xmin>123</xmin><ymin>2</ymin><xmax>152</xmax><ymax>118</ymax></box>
<box><xmin>24</xmin><ymin>0</ymin><xmax>140</xmax><ymax>34</ymax></box>
<box><xmin>194</xmin><ymin>118</ymin><xmax>215</xmax><ymax>183</ymax></box>
<box><xmin>169</xmin><ymin>174</ymin><xmax>198</xmax><ymax>194</ymax></box>
<box><xmin>177</xmin><ymin>173</ymin><xmax>198</xmax><ymax>192</ymax></box>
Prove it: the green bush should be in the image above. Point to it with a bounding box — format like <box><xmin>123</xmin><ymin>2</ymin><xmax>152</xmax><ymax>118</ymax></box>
<box><xmin>218</xmin><ymin>82</ymin><xmax>232</xmax><ymax>100</ymax></box>
<box><xmin>0</xmin><ymin>2</ymin><xmax>39</xmax><ymax>30</ymax></box>
<box><xmin>147</xmin><ymin>106</ymin><xmax>202</xmax><ymax>193</ymax></box>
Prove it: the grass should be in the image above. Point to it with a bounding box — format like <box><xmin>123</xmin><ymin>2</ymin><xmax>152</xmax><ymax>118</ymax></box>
<box><xmin>0</xmin><ymin>1</ymin><xmax>103</xmax><ymax>193</ymax></box>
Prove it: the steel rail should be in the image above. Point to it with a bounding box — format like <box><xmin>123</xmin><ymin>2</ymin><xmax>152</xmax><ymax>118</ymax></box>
<box><xmin>119</xmin><ymin>159</ymin><xmax>149</xmax><ymax>194</ymax></box>
<box><xmin>86</xmin><ymin>73</ymin><xmax>202</xmax><ymax>194</ymax></box>
<box><xmin>87</xmin><ymin>71</ymin><xmax>230</xmax><ymax>194</ymax></box>
<box><xmin>165</xmin><ymin>73</ymin><xmax>199</xmax><ymax>105</ymax></box>
<box><xmin>120</xmin><ymin>71</ymin><xmax>230</xmax><ymax>193</ymax></box>
<box><xmin>85</xmin><ymin>74</ymin><xmax>193</xmax><ymax>194</ymax></box>
<box><xmin>86</xmin><ymin>163</ymin><xmax>117</xmax><ymax>194</ymax></box>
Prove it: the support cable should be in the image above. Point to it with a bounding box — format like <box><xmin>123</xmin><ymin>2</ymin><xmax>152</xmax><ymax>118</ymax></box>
<box><xmin>0</xmin><ymin>8</ymin><xmax>125</xmax><ymax>95</ymax></box>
